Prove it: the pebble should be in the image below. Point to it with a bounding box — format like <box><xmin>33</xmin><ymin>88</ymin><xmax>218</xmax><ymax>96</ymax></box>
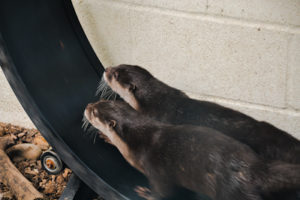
<box><xmin>56</xmin><ymin>175</ymin><xmax>64</xmax><ymax>184</ymax></box>
<box><xmin>1</xmin><ymin>122</ymin><xmax>73</xmax><ymax>199</ymax></box>
<box><xmin>0</xmin><ymin>191</ymin><xmax>13</xmax><ymax>199</ymax></box>
<box><xmin>43</xmin><ymin>181</ymin><xmax>56</xmax><ymax>194</ymax></box>
<box><xmin>63</xmin><ymin>168</ymin><xmax>72</xmax><ymax>179</ymax></box>
<box><xmin>24</xmin><ymin>167</ymin><xmax>39</xmax><ymax>176</ymax></box>
<box><xmin>0</xmin><ymin>127</ymin><xmax>4</xmax><ymax>136</ymax></box>
<box><xmin>33</xmin><ymin>135</ymin><xmax>50</xmax><ymax>150</ymax></box>
<box><xmin>6</xmin><ymin>143</ymin><xmax>42</xmax><ymax>162</ymax></box>
<box><xmin>17</xmin><ymin>132</ymin><xmax>26</xmax><ymax>138</ymax></box>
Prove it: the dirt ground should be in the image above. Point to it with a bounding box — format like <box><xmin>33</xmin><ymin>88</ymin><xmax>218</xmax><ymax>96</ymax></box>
<box><xmin>0</xmin><ymin>122</ymin><xmax>72</xmax><ymax>200</ymax></box>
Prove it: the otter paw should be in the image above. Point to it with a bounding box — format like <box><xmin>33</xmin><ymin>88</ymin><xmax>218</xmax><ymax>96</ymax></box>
<box><xmin>135</xmin><ymin>186</ymin><xmax>152</xmax><ymax>200</ymax></box>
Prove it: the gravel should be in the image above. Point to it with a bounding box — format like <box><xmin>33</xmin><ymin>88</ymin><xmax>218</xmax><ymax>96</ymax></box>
<box><xmin>0</xmin><ymin>122</ymin><xmax>72</xmax><ymax>200</ymax></box>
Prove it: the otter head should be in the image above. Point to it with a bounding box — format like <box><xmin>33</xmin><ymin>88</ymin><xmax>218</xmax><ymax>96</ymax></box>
<box><xmin>84</xmin><ymin>100</ymin><xmax>135</xmax><ymax>141</ymax></box>
<box><xmin>84</xmin><ymin>100</ymin><xmax>118</xmax><ymax>140</ymax></box>
<box><xmin>103</xmin><ymin>65</ymin><xmax>153</xmax><ymax>111</ymax></box>
<box><xmin>84</xmin><ymin>100</ymin><xmax>144</xmax><ymax>172</ymax></box>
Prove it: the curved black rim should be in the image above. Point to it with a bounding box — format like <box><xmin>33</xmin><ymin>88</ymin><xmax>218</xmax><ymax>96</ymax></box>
<box><xmin>0</xmin><ymin>0</ymin><xmax>147</xmax><ymax>199</ymax></box>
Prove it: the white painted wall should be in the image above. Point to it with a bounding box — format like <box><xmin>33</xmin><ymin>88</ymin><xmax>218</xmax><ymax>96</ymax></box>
<box><xmin>71</xmin><ymin>0</ymin><xmax>300</xmax><ymax>138</ymax></box>
<box><xmin>0</xmin><ymin>67</ymin><xmax>34</xmax><ymax>128</ymax></box>
<box><xmin>0</xmin><ymin>0</ymin><xmax>299</xmax><ymax>138</ymax></box>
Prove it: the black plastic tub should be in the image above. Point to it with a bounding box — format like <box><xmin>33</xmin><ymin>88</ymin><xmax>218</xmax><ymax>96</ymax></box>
<box><xmin>0</xmin><ymin>0</ymin><xmax>147</xmax><ymax>199</ymax></box>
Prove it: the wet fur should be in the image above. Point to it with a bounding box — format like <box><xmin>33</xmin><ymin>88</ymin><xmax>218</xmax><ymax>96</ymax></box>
<box><xmin>103</xmin><ymin>65</ymin><xmax>300</xmax><ymax>165</ymax></box>
<box><xmin>85</xmin><ymin>101</ymin><xmax>300</xmax><ymax>200</ymax></box>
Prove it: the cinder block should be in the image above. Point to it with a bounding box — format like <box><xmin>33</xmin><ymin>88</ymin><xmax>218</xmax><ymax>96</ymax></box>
<box><xmin>73</xmin><ymin>0</ymin><xmax>290</xmax><ymax>108</ymax></box>
<box><xmin>229</xmin><ymin>106</ymin><xmax>300</xmax><ymax>139</ymax></box>
<box><xmin>72</xmin><ymin>0</ymin><xmax>133</xmax><ymax>67</ymax></box>
<box><xmin>119</xmin><ymin>0</ymin><xmax>207</xmax><ymax>12</ymax></box>
<box><xmin>71</xmin><ymin>0</ymin><xmax>300</xmax><ymax>135</ymax></box>
<box><xmin>117</xmin><ymin>0</ymin><xmax>207</xmax><ymax>14</ymax></box>
<box><xmin>117</xmin><ymin>0</ymin><xmax>300</xmax><ymax>26</ymax></box>
<box><xmin>287</xmin><ymin>34</ymin><xmax>300</xmax><ymax>110</ymax></box>
<box><xmin>207</xmin><ymin>0</ymin><xmax>300</xmax><ymax>26</ymax></box>
<box><xmin>129</xmin><ymin>9</ymin><xmax>289</xmax><ymax>108</ymax></box>
<box><xmin>187</xmin><ymin>92</ymin><xmax>300</xmax><ymax>139</ymax></box>
<box><xmin>0</xmin><ymin>68</ymin><xmax>35</xmax><ymax>128</ymax></box>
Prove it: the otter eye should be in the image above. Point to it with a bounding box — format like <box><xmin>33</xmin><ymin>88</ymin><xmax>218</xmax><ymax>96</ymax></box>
<box><xmin>92</xmin><ymin>109</ymin><xmax>98</xmax><ymax>115</ymax></box>
<box><xmin>129</xmin><ymin>83</ymin><xmax>136</xmax><ymax>92</ymax></box>
<box><xmin>113</xmin><ymin>71</ymin><xmax>119</xmax><ymax>80</ymax></box>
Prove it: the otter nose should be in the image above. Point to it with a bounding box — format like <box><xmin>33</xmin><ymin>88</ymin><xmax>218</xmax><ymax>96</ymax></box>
<box><xmin>86</xmin><ymin>103</ymin><xmax>92</xmax><ymax>108</ymax></box>
<box><xmin>86</xmin><ymin>103</ymin><xmax>94</xmax><ymax>110</ymax></box>
<box><xmin>105</xmin><ymin>67</ymin><xmax>112</xmax><ymax>73</ymax></box>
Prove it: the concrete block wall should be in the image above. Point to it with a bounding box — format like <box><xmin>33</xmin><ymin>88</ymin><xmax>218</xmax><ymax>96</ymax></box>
<box><xmin>71</xmin><ymin>0</ymin><xmax>300</xmax><ymax>138</ymax></box>
<box><xmin>0</xmin><ymin>68</ymin><xmax>35</xmax><ymax>128</ymax></box>
<box><xmin>0</xmin><ymin>0</ymin><xmax>299</xmax><ymax>138</ymax></box>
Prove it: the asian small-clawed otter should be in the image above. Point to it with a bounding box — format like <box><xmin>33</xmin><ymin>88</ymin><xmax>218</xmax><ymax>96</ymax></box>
<box><xmin>102</xmin><ymin>64</ymin><xmax>300</xmax><ymax>164</ymax></box>
<box><xmin>84</xmin><ymin>100</ymin><xmax>300</xmax><ymax>200</ymax></box>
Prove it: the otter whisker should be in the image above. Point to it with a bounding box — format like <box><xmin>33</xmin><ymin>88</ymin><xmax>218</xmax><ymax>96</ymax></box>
<box><xmin>96</xmin><ymin>84</ymin><xmax>106</xmax><ymax>96</ymax></box>
<box><xmin>93</xmin><ymin>131</ymin><xmax>98</xmax><ymax>144</ymax></box>
<box><xmin>112</xmin><ymin>92</ymin><xmax>118</xmax><ymax>100</ymax></box>
<box><xmin>81</xmin><ymin>118</ymin><xmax>87</xmax><ymax>129</ymax></box>
<box><xmin>100</xmin><ymin>87</ymin><xmax>111</xmax><ymax>99</ymax></box>
<box><xmin>109</xmin><ymin>90</ymin><xmax>118</xmax><ymax>100</ymax></box>
<box><xmin>81</xmin><ymin>116</ymin><xmax>101</xmax><ymax>144</ymax></box>
<box><xmin>102</xmin><ymin>88</ymin><xmax>115</xmax><ymax>100</ymax></box>
<box><xmin>95</xmin><ymin>76</ymin><xmax>118</xmax><ymax>100</ymax></box>
<box><xmin>82</xmin><ymin>115</ymin><xmax>91</xmax><ymax>132</ymax></box>
<box><xmin>83</xmin><ymin>126</ymin><xmax>99</xmax><ymax>144</ymax></box>
<box><xmin>96</xmin><ymin>77</ymin><xmax>108</xmax><ymax>96</ymax></box>
<box><xmin>100</xmin><ymin>85</ymin><xmax>109</xmax><ymax>99</ymax></box>
<box><xmin>86</xmin><ymin>125</ymin><xmax>97</xmax><ymax>133</ymax></box>
<box><xmin>106</xmin><ymin>92</ymin><xmax>114</xmax><ymax>100</ymax></box>
<box><xmin>96</xmin><ymin>77</ymin><xmax>107</xmax><ymax>94</ymax></box>
<box><xmin>100</xmin><ymin>87</ymin><xmax>118</xmax><ymax>101</ymax></box>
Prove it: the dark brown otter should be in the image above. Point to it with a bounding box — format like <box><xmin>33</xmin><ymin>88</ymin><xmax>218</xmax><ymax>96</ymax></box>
<box><xmin>84</xmin><ymin>100</ymin><xmax>300</xmax><ymax>200</ymax></box>
<box><xmin>102</xmin><ymin>64</ymin><xmax>300</xmax><ymax>165</ymax></box>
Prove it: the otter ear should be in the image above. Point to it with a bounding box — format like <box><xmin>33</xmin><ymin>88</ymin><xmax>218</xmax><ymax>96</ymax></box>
<box><xmin>113</xmin><ymin>71</ymin><xmax>119</xmax><ymax>80</ymax></box>
<box><xmin>109</xmin><ymin>120</ymin><xmax>117</xmax><ymax>128</ymax></box>
<box><xmin>129</xmin><ymin>83</ymin><xmax>136</xmax><ymax>92</ymax></box>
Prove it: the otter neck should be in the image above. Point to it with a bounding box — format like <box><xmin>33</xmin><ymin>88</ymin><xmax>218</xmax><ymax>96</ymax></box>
<box><xmin>113</xmin><ymin>119</ymin><xmax>161</xmax><ymax>174</ymax></box>
<box><xmin>136</xmin><ymin>79</ymin><xmax>187</xmax><ymax>113</ymax></box>
<box><xmin>118</xmin><ymin>119</ymin><xmax>161</xmax><ymax>151</ymax></box>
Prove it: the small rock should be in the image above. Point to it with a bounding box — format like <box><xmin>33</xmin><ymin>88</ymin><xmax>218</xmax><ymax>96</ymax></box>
<box><xmin>32</xmin><ymin>175</ymin><xmax>40</xmax><ymax>185</ymax></box>
<box><xmin>6</xmin><ymin>143</ymin><xmax>42</xmax><ymax>162</ymax></box>
<box><xmin>56</xmin><ymin>175</ymin><xmax>64</xmax><ymax>184</ymax></box>
<box><xmin>40</xmin><ymin>171</ymin><xmax>48</xmax><ymax>180</ymax></box>
<box><xmin>0</xmin><ymin>126</ymin><xmax>4</xmax><ymax>136</ymax></box>
<box><xmin>8</xmin><ymin>125</ymin><xmax>23</xmax><ymax>134</ymax></box>
<box><xmin>1</xmin><ymin>123</ymin><xmax>76</xmax><ymax>200</ymax></box>
<box><xmin>40</xmin><ymin>179</ymin><xmax>47</xmax><ymax>188</ymax></box>
<box><xmin>1</xmin><ymin>191</ymin><xmax>14</xmax><ymax>199</ymax></box>
<box><xmin>37</xmin><ymin>160</ymin><xmax>42</xmax><ymax>170</ymax></box>
<box><xmin>33</xmin><ymin>135</ymin><xmax>50</xmax><ymax>150</ymax></box>
<box><xmin>63</xmin><ymin>168</ymin><xmax>72</xmax><ymax>178</ymax></box>
<box><xmin>57</xmin><ymin>187</ymin><xmax>64</xmax><ymax>195</ymax></box>
<box><xmin>27</xmin><ymin>130</ymin><xmax>37</xmax><ymax>137</ymax></box>
<box><xmin>17</xmin><ymin>132</ymin><xmax>26</xmax><ymax>138</ymax></box>
<box><xmin>44</xmin><ymin>181</ymin><xmax>56</xmax><ymax>194</ymax></box>
<box><xmin>24</xmin><ymin>167</ymin><xmax>39</xmax><ymax>176</ymax></box>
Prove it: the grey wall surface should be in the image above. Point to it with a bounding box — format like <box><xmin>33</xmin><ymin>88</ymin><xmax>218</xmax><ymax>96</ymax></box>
<box><xmin>72</xmin><ymin>0</ymin><xmax>300</xmax><ymax>138</ymax></box>
<box><xmin>0</xmin><ymin>67</ymin><xmax>34</xmax><ymax>128</ymax></box>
